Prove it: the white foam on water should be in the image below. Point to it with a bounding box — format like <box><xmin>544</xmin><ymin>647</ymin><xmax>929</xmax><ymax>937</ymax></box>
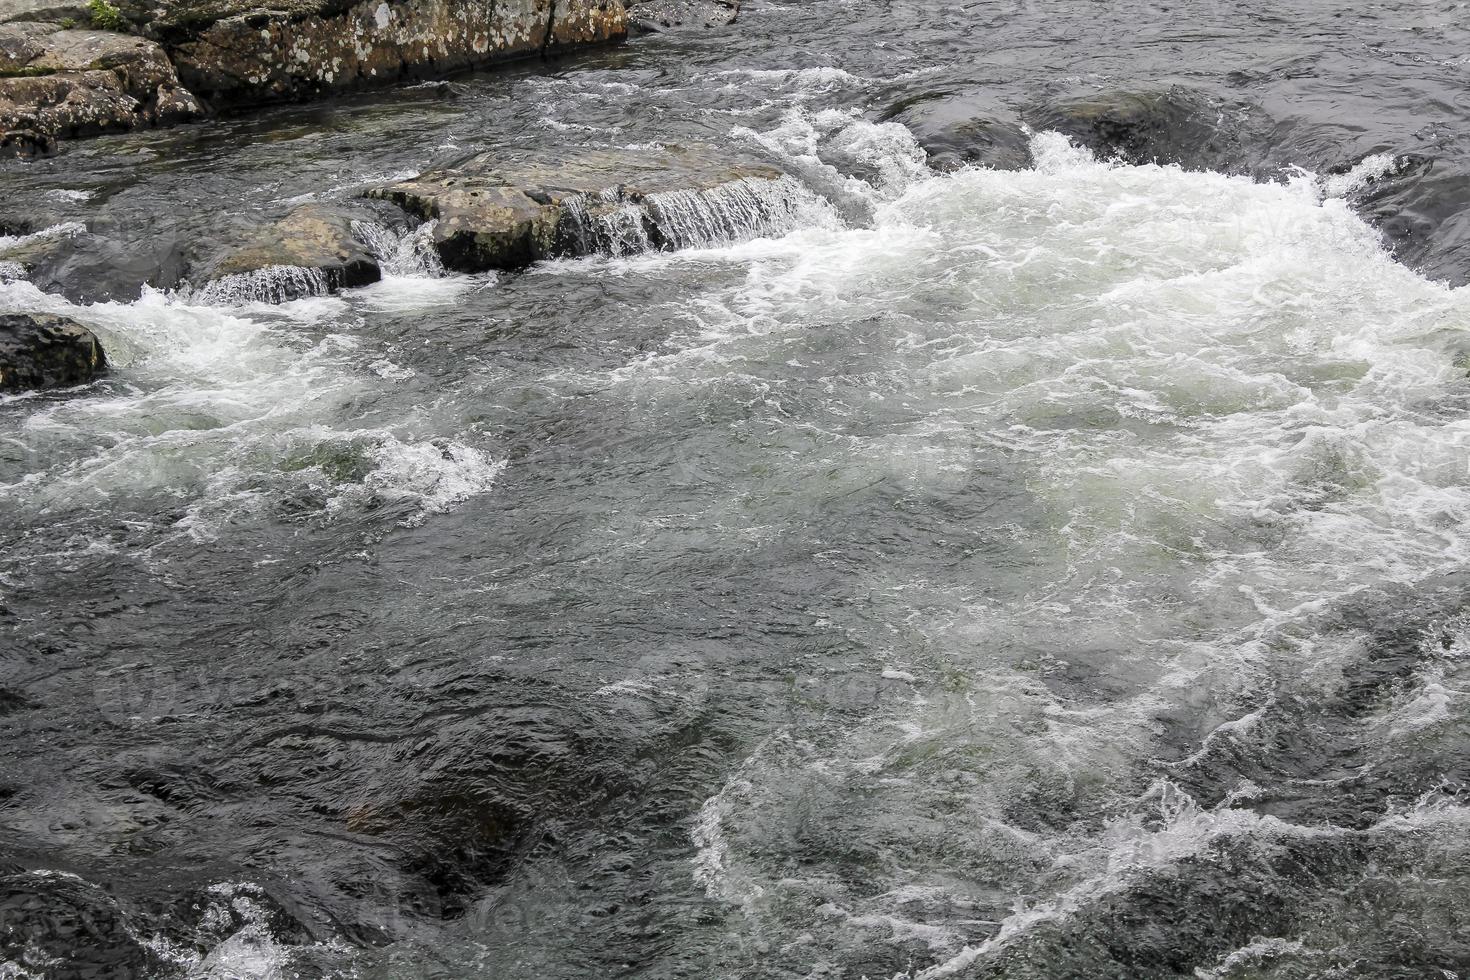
<box><xmin>361</xmin><ymin>437</ymin><xmax>506</xmax><ymax>527</ymax></box>
<box><xmin>350</xmin><ymin>218</ymin><xmax>444</xmax><ymax>278</ymax></box>
<box><xmin>1318</xmin><ymin>152</ymin><xmax>1407</xmax><ymax>199</ymax></box>
<box><xmin>0</xmin><ymin>273</ymin><xmax>501</xmax><ymax>543</ymax></box>
<box><xmin>648</xmin><ymin>130</ymin><xmax>1470</xmax><ymax>974</ymax></box>
<box><xmin>734</xmin><ymin>109</ymin><xmax>930</xmax><ymax>222</ymax></box>
<box><xmin>703</xmin><ymin>66</ymin><xmax>869</xmax><ymax>97</ymax></box>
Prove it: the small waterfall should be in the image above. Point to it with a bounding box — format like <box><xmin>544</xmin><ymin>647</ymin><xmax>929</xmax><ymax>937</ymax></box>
<box><xmin>350</xmin><ymin>219</ymin><xmax>445</xmax><ymax>278</ymax></box>
<box><xmin>556</xmin><ymin>175</ymin><xmax>834</xmax><ymax>258</ymax></box>
<box><xmin>190</xmin><ymin>265</ymin><xmax>331</xmax><ymax>305</ymax></box>
<box><xmin>559</xmin><ymin>189</ymin><xmax>656</xmax><ymax>257</ymax></box>
<box><xmin>647</xmin><ymin>176</ymin><xmax>829</xmax><ymax>250</ymax></box>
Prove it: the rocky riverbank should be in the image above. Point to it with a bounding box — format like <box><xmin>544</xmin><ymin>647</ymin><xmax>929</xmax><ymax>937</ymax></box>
<box><xmin>0</xmin><ymin>0</ymin><xmax>634</xmax><ymax>157</ymax></box>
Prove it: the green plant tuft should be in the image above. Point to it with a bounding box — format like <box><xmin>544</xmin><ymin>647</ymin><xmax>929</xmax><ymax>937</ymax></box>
<box><xmin>86</xmin><ymin>0</ymin><xmax>126</xmax><ymax>31</ymax></box>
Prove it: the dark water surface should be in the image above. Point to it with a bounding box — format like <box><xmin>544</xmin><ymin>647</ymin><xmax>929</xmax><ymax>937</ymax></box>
<box><xmin>4</xmin><ymin>2</ymin><xmax>1470</xmax><ymax>977</ymax></box>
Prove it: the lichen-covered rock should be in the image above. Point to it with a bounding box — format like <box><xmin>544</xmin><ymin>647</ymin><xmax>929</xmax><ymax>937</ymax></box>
<box><xmin>880</xmin><ymin>90</ymin><xmax>1032</xmax><ymax>173</ymax></box>
<box><xmin>0</xmin><ymin>0</ymin><xmax>89</xmax><ymax>24</ymax></box>
<box><xmin>0</xmin><ymin>0</ymin><xmax>629</xmax><ymax>153</ymax></box>
<box><xmin>165</xmin><ymin>0</ymin><xmax>627</xmax><ymax>108</ymax></box>
<box><xmin>193</xmin><ymin>203</ymin><xmax>384</xmax><ymax>303</ymax></box>
<box><xmin>625</xmin><ymin>0</ymin><xmax>738</xmax><ymax>34</ymax></box>
<box><xmin>0</xmin><ymin>23</ymin><xmax>204</xmax><ymax>156</ymax></box>
<box><xmin>0</xmin><ymin>312</ymin><xmax>106</xmax><ymax>391</ymax></box>
<box><xmin>366</xmin><ymin>143</ymin><xmax>797</xmax><ymax>271</ymax></box>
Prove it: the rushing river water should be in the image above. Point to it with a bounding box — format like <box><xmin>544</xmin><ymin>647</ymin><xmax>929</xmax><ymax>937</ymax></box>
<box><xmin>5</xmin><ymin>2</ymin><xmax>1470</xmax><ymax>978</ymax></box>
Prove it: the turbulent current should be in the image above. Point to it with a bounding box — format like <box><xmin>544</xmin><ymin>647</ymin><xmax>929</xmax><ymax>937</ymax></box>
<box><xmin>4</xmin><ymin>2</ymin><xmax>1470</xmax><ymax>978</ymax></box>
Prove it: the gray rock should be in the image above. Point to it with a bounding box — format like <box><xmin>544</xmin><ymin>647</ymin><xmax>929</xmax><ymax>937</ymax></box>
<box><xmin>0</xmin><ymin>311</ymin><xmax>105</xmax><ymax>391</ymax></box>
<box><xmin>1024</xmin><ymin>87</ymin><xmax>1274</xmax><ymax>174</ymax></box>
<box><xmin>0</xmin><ymin>0</ymin><xmax>90</xmax><ymax>24</ymax></box>
<box><xmin>879</xmin><ymin>90</ymin><xmax>1032</xmax><ymax>172</ymax></box>
<box><xmin>0</xmin><ymin>0</ymin><xmax>629</xmax><ymax>153</ymax></box>
<box><xmin>0</xmin><ymin>24</ymin><xmax>205</xmax><ymax>155</ymax></box>
<box><xmin>626</xmin><ymin>0</ymin><xmax>738</xmax><ymax>34</ymax></box>
<box><xmin>162</xmin><ymin>0</ymin><xmax>628</xmax><ymax>108</ymax></box>
<box><xmin>366</xmin><ymin>143</ymin><xmax>791</xmax><ymax>272</ymax></box>
<box><xmin>1</xmin><ymin>224</ymin><xmax>187</xmax><ymax>303</ymax></box>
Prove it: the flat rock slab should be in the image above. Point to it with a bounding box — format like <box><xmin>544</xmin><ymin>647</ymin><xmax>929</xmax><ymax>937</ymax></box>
<box><xmin>0</xmin><ymin>311</ymin><xmax>105</xmax><ymax>391</ymax></box>
<box><xmin>366</xmin><ymin>143</ymin><xmax>790</xmax><ymax>271</ymax></box>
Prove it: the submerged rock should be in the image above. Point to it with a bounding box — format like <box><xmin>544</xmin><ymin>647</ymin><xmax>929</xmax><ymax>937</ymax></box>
<box><xmin>625</xmin><ymin>0</ymin><xmax>739</xmax><ymax>34</ymax></box>
<box><xmin>0</xmin><ymin>869</ymin><xmax>167</xmax><ymax>979</ymax></box>
<box><xmin>1025</xmin><ymin>86</ymin><xmax>1274</xmax><ymax>174</ymax></box>
<box><xmin>366</xmin><ymin>143</ymin><xmax>805</xmax><ymax>271</ymax></box>
<box><xmin>0</xmin><ymin>312</ymin><xmax>105</xmax><ymax>391</ymax></box>
<box><xmin>879</xmin><ymin>89</ymin><xmax>1032</xmax><ymax>172</ymax></box>
<box><xmin>0</xmin><ymin>23</ymin><xmax>204</xmax><ymax>156</ymax></box>
<box><xmin>194</xmin><ymin>203</ymin><xmax>384</xmax><ymax>303</ymax></box>
<box><xmin>1337</xmin><ymin>153</ymin><xmax>1470</xmax><ymax>288</ymax></box>
<box><xmin>0</xmin><ymin>223</ymin><xmax>186</xmax><ymax>303</ymax></box>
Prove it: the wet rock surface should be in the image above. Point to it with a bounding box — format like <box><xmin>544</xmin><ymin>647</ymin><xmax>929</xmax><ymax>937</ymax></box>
<box><xmin>0</xmin><ymin>222</ymin><xmax>186</xmax><ymax>303</ymax></box>
<box><xmin>194</xmin><ymin>202</ymin><xmax>386</xmax><ymax>302</ymax></box>
<box><xmin>367</xmin><ymin>143</ymin><xmax>789</xmax><ymax>270</ymax></box>
<box><xmin>879</xmin><ymin>89</ymin><xmax>1032</xmax><ymax>172</ymax></box>
<box><xmin>0</xmin><ymin>311</ymin><xmax>105</xmax><ymax>390</ymax></box>
<box><xmin>1023</xmin><ymin>86</ymin><xmax>1277</xmax><ymax>174</ymax></box>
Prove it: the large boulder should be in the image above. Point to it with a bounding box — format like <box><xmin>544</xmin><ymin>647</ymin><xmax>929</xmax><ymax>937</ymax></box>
<box><xmin>878</xmin><ymin>89</ymin><xmax>1032</xmax><ymax>172</ymax></box>
<box><xmin>192</xmin><ymin>203</ymin><xmax>385</xmax><ymax>303</ymax></box>
<box><xmin>0</xmin><ymin>23</ymin><xmax>204</xmax><ymax>156</ymax></box>
<box><xmin>0</xmin><ymin>223</ymin><xmax>187</xmax><ymax>303</ymax></box>
<box><xmin>1024</xmin><ymin>87</ymin><xmax>1274</xmax><ymax>174</ymax></box>
<box><xmin>160</xmin><ymin>0</ymin><xmax>628</xmax><ymax>108</ymax></box>
<box><xmin>0</xmin><ymin>312</ymin><xmax>105</xmax><ymax>391</ymax></box>
<box><xmin>366</xmin><ymin>143</ymin><xmax>797</xmax><ymax>271</ymax></box>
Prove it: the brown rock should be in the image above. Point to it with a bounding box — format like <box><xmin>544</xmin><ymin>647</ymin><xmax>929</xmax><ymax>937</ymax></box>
<box><xmin>367</xmin><ymin>143</ymin><xmax>792</xmax><ymax>272</ymax></box>
<box><xmin>194</xmin><ymin>203</ymin><xmax>383</xmax><ymax>303</ymax></box>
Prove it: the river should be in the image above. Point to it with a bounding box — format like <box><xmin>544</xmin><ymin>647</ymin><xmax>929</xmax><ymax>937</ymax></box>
<box><xmin>3</xmin><ymin>1</ymin><xmax>1470</xmax><ymax>977</ymax></box>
